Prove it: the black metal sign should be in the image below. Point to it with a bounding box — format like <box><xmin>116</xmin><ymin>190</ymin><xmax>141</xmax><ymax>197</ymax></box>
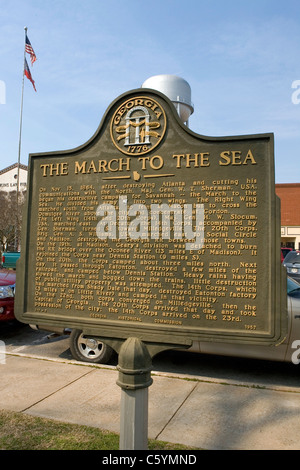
<box><xmin>15</xmin><ymin>89</ymin><xmax>287</xmax><ymax>346</ymax></box>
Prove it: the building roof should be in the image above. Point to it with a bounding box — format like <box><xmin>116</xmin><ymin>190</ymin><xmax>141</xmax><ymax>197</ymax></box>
<box><xmin>0</xmin><ymin>162</ymin><xmax>28</xmax><ymax>176</ymax></box>
<box><xmin>275</xmin><ymin>183</ymin><xmax>300</xmax><ymax>226</ymax></box>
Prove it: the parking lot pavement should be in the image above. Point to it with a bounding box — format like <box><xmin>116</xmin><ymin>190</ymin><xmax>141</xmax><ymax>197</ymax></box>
<box><xmin>2</xmin><ymin>352</ymin><xmax>300</xmax><ymax>450</ymax></box>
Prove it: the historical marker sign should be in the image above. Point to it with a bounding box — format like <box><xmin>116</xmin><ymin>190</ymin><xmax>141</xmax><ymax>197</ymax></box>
<box><xmin>15</xmin><ymin>88</ymin><xmax>287</xmax><ymax>347</ymax></box>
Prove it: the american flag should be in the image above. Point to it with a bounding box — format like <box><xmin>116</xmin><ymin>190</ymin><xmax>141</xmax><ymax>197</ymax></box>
<box><xmin>24</xmin><ymin>59</ymin><xmax>36</xmax><ymax>91</ymax></box>
<box><xmin>25</xmin><ymin>34</ymin><xmax>37</xmax><ymax>65</ymax></box>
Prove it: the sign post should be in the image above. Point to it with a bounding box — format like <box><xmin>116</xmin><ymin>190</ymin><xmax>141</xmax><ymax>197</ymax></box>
<box><xmin>117</xmin><ymin>337</ymin><xmax>152</xmax><ymax>450</ymax></box>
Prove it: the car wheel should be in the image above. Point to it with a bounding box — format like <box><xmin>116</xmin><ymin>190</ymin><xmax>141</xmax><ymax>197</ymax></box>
<box><xmin>69</xmin><ymin>329</ymin><xmax>113</xmax><ymax>364</ymax></box>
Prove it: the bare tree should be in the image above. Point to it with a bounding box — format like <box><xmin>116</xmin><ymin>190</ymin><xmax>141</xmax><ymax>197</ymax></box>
<box><xmin>0</xmin><ymin>190</ymin><xmax>26</xmax><ymax>251</ymax></box>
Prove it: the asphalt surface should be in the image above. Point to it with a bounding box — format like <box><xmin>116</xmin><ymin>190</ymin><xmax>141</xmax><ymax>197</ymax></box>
<box><xmin>2</xmin><ymin>323</ymin><xmax>300</xmax><ymax>450</ymax></box>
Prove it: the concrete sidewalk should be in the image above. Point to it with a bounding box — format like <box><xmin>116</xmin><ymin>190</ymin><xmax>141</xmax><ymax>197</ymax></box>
<box><xmin>2</xmin><ymin>353</ymin><xmax>300</xmax><ymax>450</ymax></box>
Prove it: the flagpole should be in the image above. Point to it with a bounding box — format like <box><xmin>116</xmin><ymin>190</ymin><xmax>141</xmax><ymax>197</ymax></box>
<box><xmin>15</xmin><ymin>26</ymin><xmax>27</xmax><ymax>251</ymax></box>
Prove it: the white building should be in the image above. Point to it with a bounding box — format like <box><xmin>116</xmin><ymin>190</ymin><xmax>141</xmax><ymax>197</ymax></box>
<box><xmin>0</xmin><ymin>163</ymin><xmax>28</xmax><ymax>192</ymax></box>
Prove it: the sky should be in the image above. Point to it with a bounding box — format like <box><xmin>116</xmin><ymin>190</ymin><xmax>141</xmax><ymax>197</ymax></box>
<box><xmin>0</xmin><ymin>0</ymin><xmax>299</xmax><ymax>183</ymax></box>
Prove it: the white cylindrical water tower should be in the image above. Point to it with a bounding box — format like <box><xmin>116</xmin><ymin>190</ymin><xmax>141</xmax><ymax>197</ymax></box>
<box><xmin>141</xmin><ymin>74</ymin><xmax>194</xmax><ymax>125</ymax></box>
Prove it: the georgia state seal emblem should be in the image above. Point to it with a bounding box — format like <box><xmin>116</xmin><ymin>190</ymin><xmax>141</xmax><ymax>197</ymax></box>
<box><xmin>110</xmin><ymin>96</ymin><xmax>166</xmax><ymax>156</ymax></box>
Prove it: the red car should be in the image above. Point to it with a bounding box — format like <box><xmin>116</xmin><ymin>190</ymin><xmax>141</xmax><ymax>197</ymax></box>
<box><xmin>0</xmin><ymin>269</ymin><xmax>16</xmax><ymax>321</ymax></box>
<box><xmin>281</xmin><ymin>247</ymin><xmax>292</xmax><ymax>262</ymax></box>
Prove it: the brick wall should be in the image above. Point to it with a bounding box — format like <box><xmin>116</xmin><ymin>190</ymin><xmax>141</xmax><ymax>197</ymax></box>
<box><xmin>275</xmin><ymin>183</ymin><xmax>300</xmax><ymax>226</ymax></box>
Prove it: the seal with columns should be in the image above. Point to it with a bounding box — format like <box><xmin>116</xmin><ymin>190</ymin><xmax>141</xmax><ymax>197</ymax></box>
<box><xmin>110</xmin><ymin>95</ymin><xmax>166</xmax><ymax>156</ymax></box>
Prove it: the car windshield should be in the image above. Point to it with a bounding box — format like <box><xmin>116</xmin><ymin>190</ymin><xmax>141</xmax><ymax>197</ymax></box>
<box><xmin>287</xmin><ymin>276</ymin><xmax>300</xmax><ymax>294</ymax></box>
<box><xmin>284</xmin><ymin>251</ymin><xmax>300</xmax><ymax>264</ymax></box>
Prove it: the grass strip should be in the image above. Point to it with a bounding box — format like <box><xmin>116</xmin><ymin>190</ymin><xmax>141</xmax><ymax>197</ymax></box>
<box><xmin>0</xmin><ymin>410</ymin><xmax>196</xmax><ymax>450</ymax></box>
